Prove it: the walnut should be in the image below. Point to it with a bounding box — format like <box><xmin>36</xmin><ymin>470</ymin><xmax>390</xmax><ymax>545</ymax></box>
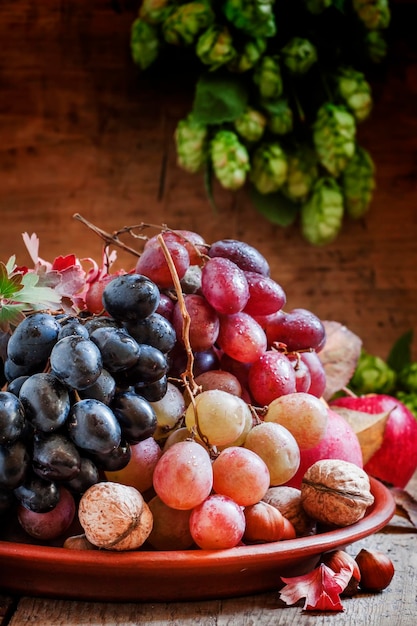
<box><xmin>300</xmin><ymin>459</ymin><xmax>374</xmax><ymax>527</ymax></box>
<box><xmin>78</xmin><ymin>482</ymin><xmax>153</xmax><ymax>550</ymax></box>
<box><xmin>262</xmin><ymin>486</ymin><xmax>317</xmax><ymax>537</ymax></box>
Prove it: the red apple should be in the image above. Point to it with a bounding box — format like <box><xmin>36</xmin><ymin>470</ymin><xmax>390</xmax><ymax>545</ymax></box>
<box><xmin>285</xmin><ymin>408</ymin><xmax>363</xmax><ymax>489</ymax></box>
<box><xmin>330</xmin><ymin>394</ymin><xmax>417</xmax><ymax>488</ymax></box>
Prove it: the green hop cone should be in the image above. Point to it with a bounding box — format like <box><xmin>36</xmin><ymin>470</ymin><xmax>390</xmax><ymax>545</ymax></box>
<box><xmin>353</xmin><ymin>0</ymin><xmax>391</xmax><ymax>30</ymax></box>
<box><xmin>162</xmin><ymin>2</ymin><xmax>215</xmax><ymax>46</ymax></box>
<box><xmin>281</xmin><ymin>146</ymin><xmax>319</xmax><ymax>203</ymax></box>
<box><xmin>234</xmin><ymin>108</ymin><xmax>267</xmax><ymax>142</ymax></box>
<box><xmin>210</xmin><ymin>130</ymin><xmax>250</xmax><ymax>190</ymax></box>
<box><xmin>281</xmin><ymin>37</ymin><xmax>318</xmax><ymax>75</ymax></box>
<box><xmin>396</xmin><ymin>392</ymin><xmax>417</xmax><ymax>419</ymax></box>
<box><xmin>301</xmin><ymin>177</ymin><xmax>344</xmax><ymax>245</ymax></box>
<box><xmin>253</xmin><ymin>55</ymin><xmax>283</xmax><ymax>100</ymax></box>
<box><xmin>263</xmin><ymin>99</ymin><xmax>294</xmax><ymax>135</ymax></box>
<box><xmin>139</xmin><ymin>0</ymin><xmax>176</xmax><ymax>24</ymax></box>
<box><xmin>130</xmin><ymin>19</ymin><xmax>160</xmax><ymax>71</ymax></box>
<box><xmin>350</xmin><ymin>350</ymin><xmax>397</xmax><ymax>394</ymax></box>
<box><xmin>397</xmin><ymin>363</ymin><xmax>417</xmax><ymax>393</ymax></box>
<box><xmin>196</xmin><ymin>25</ymin><xmax>237</xmax><ymax>71</ymax></box>
<box><xmin>175</xmin><ymin>114</ymin><xmax>208</xmax><ymax>174</ymax></box>
<box><xmin>336</xmin><ymin>67</ymin><xmax>373</xmax><ymax>122</ymax></box>
<box><xmin>342</xmin><ymin>145</ymin><xmax>375</xmax><ymax>219</ymax></box>
<box><xmin>223</xmin><ymin>0</ymin><xmax>277</xmax><ymax>38</ymax></box>
<box><xmin>250</xmin><ymin>142</ymin><xmax>288</xmax><ymax>194</ymax></box>
<box><xmin>365</xmin><ymin>30</ymin><xmax>388</xmax><ymax>63</ymax></box>
<box><xmin>313</xmin><ymin>103</ymin><xmax>356</xmax><ymax>177</ymax></box>
<box><xmin>228</xmin><ymin>37</ymin><xmax>267</xmax><ymax>73</ymax></box>
<box><xmin>303</xmin><ymin>0</ymin><xmax>332</xmax><ymax>14</ymax></box>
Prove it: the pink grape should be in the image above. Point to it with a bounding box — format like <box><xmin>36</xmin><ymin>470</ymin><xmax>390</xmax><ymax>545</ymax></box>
<box><xmin>194</xmin><ymin>369</ymin><xmax>242</xmax><ymax>398</ymax></box>
<box><xmin>208</xmin><ymin>239</ymin><xmax>270</xmax><ymax>276</ymax></box>
<box><xmin>248</xmin><ymin>350</ymin><xmax>297</xmax><ymax>406</ymax></box>
<box><xmin>300</xmin><ymin>351</ymin><xmax>327</xmax><ymax>398</ymax></box>
<box><xmin>17</xmin><ymin>487</ymin><xmax>76</xmax><ymax>540</ymax></box>
<box><xmin>212</xmin><ymin>447</ymin><xmax>270</xmax><ymax>506</ymax></box>
<box><xmin>156</xmin><ymin>293</ymin><xmax>175</xmax><ymax>320</ymax></box>
<box><xmin>145</xmin><ymin>229</ymin><xmax>207</xmax><ymax>265</ymax></box>
<box><xmin>216</xmin><ymin>312</ymin><xmax>267</xmax><ymax>364</ymax></box>
<box><xmin>189</xmin><ymin>494</ymin><xmax>246</xmax><ymax>549</ymax></box>
<box><xmin>105</xmin><ymin>436</ymin><xmax>162</xmax><ymax>493</ymax></box>
<box><xmin>153</xmin><ymin>440</ymin><xmax>213</xmax><ymax>510</ymax></box>
<box><xmin>264</xmin><ymin>392</ymin><xmax>328</xmax><ymax>450</ymax></box>
<box><xmin>264</xmin><ymin>308</ymin><xmax>326</xmax><ymax>352</ymax></box>
<box><xmin>201</xmin><ymin>257</ymin><xmax>249</xmax><ymax>314</ymax></box>
<box><xmin>244</xmin><ymin>422</ymin><xmax>300</xmax><ymax>486</ymax></box>
<box><xmin>135</xmin><ymin>240</ymin><xmax>190</xmax><ymax>289</ymax></box>
<box><xmin>243</xmin><ymin>272</ymin><xmax>286</xmax><ymax>316</ymax></box>
<box><xmin>147</xmin><ymin>495</ymin><xmax>194</xmax><ymax>550</ymax></box>
<box><xmin>172</xmin><ymin>294</ymin><xmax>220</xmax><ymax>351</ymax></box>
<box><xmin>287</xmin><ymin>353</ymin><xmax>312</xmax><ymax>392</ymax></box>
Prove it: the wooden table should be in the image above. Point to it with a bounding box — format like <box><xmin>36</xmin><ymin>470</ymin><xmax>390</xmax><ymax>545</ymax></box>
<box><xmin>1</xmin><ymin>471</ymin><xmax>416</xmax><ymax>625</ymax></box>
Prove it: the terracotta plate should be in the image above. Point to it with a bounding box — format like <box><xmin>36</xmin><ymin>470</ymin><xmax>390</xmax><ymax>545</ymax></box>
<box><xmin>0</xmin><ymin>477</ymin><xmax>395</xmax><ymax>602</ymax></box>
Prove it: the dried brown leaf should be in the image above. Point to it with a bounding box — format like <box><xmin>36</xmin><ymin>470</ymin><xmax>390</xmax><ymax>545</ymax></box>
<box><xmin>318</xmin><ymin>321</ymin><xmax>362</xmax><ymax>401</ymax></box>
<box><xmin>389</xmin><ymin>487</ymin><xmax>417</xmax><ymax>528</ymax></box>
<box><xmin>331</xmin><ymin>406</ymin><xmax>391</xmax><ymax>464</ymax></box>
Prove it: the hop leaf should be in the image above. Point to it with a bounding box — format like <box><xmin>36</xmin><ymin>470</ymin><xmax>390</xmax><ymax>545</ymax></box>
<box><xmin>281</xmin><ymin>37</ymin><xmax>318</xmax><ymax>75</ymax></box>
<box><xmin>223</xmin><ymin>0</ymin><xmax>277</xmax><ymax>38</ymax></box>
<box><xmin>175</xmin><ymin>114</ymin><xmax>209</xmax><ymax>173</ymax></box>
<box><xmin>301</xmin><ymin>177</ymin><xmax>344</xmax><ymax>245</ymax></box>
<box><xmin>162</xmin><ymin>2</ymin><xmax>215</xmax><ymax>46</ymax></box>
<box><xmin>130</xmin><ymin>18</ymin><xmax>160</xmax><ymax>71</ymax></box>
<box><xmin>313</xmin><ymin>103</ymin><xmax>356</xmax><ymax>177</ymax></box>
<box><xmin>210</xmin><ymin>130</ymin><xmax>250</xmax><ymax>190</ymax></box>
<box><xmin>342</xmin><ymin>145</ymin><xmax>375</xmax><ymax>218</ymax></box>
<box><xmin>250</xmin><ymin>142</ymin><xmax>288</xmax><ymax>194</ymax></box>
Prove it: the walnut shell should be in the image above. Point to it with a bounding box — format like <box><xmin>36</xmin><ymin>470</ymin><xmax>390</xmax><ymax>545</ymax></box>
<box><xmin>78</xmin><ymin>482</ymin><xmax>153</xmax><ymax>550</ymax></box>
<box><xmin>300</xmin><ymin>459</ymin><xmax>374</xmax><ymax>527</ymax></box>
<box><xmin>262</xmin><ymin>485</ymin><xmax>316</xmax><ymax>537</ymax></box>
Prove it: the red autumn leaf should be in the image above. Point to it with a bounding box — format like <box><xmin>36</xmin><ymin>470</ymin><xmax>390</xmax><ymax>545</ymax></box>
<box><xmin>52</xmin><ymin>254</ymin><xmax>79</xmax><ymax>271</ymax></box>
<box><xmin>280</xmin><ymin>562</ymin><xmax>353</xmax><ymax>612</ymax></box>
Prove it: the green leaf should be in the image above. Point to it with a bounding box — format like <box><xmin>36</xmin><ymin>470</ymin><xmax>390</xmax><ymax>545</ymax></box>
<box><xmin>0</xmin><ymin>303</ymin><xmax>26</xmax><ymax>328</ymax></box>
<box><xmin>249</xmin><ymin>186</ymin><xmax>300</xmax><ymax>226</ymax></box>
<box><xmin>17</xmin><ymin>272</ymin><xmax>61</xmax><ymax>308</ymax></box>
<box><xmin>0</xmin><ymin>262</ymin><xmax>23</xmax><ymax>298</ymax></box>
<box><xmin>387</xmin><ymin>330</ymin><xmax>414</xmax><ymax>372</ymax></box>
<box><xmin>192</xmin><ymin>73</ymin><xmax>248</xmax><ymax>125</ymax></box>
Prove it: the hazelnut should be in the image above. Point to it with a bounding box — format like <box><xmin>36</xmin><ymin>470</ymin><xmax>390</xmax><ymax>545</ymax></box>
<box><xmin>300</xmin><ymin>459</ymin><xmax>374</xmax><ymax>527</ymax></box>
<box><xmin>63</xmin><ymin>533</ymin><xmax>97</xmax><ymax>551</ymax></box>
<box><xmin>262</xmin><ymin>485</ymin><xmax>316</xmax><ymax>537</ymax></box>
<box><xmin>243</xmin><ymin>501</ymin><xmax>286</xmax><ymax>544</ymax></box>
<box><xmin>78</xmin><ymin>482</ymin><xmax>153</xmax><ymax>550</ymax></box>
<box><xmin>355</xmin><ymin>548</ymin><xmax>395</xmax><ymax>591</ymax></box>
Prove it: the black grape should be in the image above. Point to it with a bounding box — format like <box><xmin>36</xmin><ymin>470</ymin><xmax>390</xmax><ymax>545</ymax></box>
<box><xmin>6</xmin><ymin>312</ymin><xmax>60</xmax><ymax>367</ymax></box>
<box><xmin>124</xmin><ymin>312</ymin><xmax>177</xmax><ymax>354</ymax></box>
<box><xmin>111</xmin><ymin>390</ymin><xmax>157</xmax><ymax>443</ymax></box>
<box><xmin>64</xmin><ymin>457</ymin><xmax>101</xmax><ymax>495</ymax></box>
<box><xmin>89</xmin><ymin>326</ymin><xmax>140</xmax><ymax>373</ymax></box>
<box><xmin>14</xmin><ymin>474</ymin><xmax>60</xmax><ymax>513</ymax></box>
<box><xmin>32</xmin><ymin>433</ymin><xmax>81</xmax><ymax>482</ymax></box>
<box><xmin>92</xmin><ymin>439</ymin><xmax>131</xmax><ymax>472</ymax></box>
<box><xmin>58</xmin><ymin>316</ymin><xmax>89</xmax><ymax>340</ymax></box>
<box><xmin>134</xmin><ymin>375</ymin><xmax>168</xmax><ymax>402</ymax></box>
<box><xmin>0</xmin><ymin>391</ymin><xmax>26</xmax><ymax>445</ymax></box>
<box><xmin>50</xmin><ymin>335</ymin><xmax>103</xmax><ymax>390</ymax></box>
<box><xmin>19</xmin><ymin>373</ymin><xmax>71</xmax><ymax>432</ymax></box>
<box><xmin>102</xmin><ymin>273</ymin><xmax>160</xmax><ymax>322</ymax></box>
<box><xmin>67</xmin><ymin>399</ymin><xmax>121</xmax><ymax>455</ymax></box>
<box><xmin>0</xmin><ymin>440</ymin><xmax>30</xmax><ymax>490</ymax></box>
<box><xmin>78</xmin><ymin>369</ymin><xmax>116</xmax><ymax>405</ymax></box>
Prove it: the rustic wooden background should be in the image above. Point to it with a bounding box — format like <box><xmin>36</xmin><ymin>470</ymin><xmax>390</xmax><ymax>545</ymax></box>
<box><xmin>0</xmin><ymin>0</ymin><xmax>416</xmax><ymax>360</ymax></box>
